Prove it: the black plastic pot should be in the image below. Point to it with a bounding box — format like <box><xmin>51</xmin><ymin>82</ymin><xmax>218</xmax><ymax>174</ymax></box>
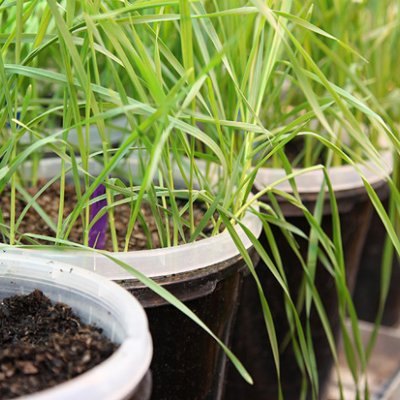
<box><xmin>353</xmin><ymin>183</ymin><xmax>400</xmax><ymax>326</ymax></box>
<box><xmin>121</xmin><ymin>249</ymin><xmax>259</xmax><ymax>400</ymax></box>
<box><xmin>225</xmin><ymin>160</ymin><xmax>390</xmax><ymax>400</ymax></box>
<box><xmin>131</xmin><ymin>372</ymin><xmax>153</xmax><ymax>400</ymax></box>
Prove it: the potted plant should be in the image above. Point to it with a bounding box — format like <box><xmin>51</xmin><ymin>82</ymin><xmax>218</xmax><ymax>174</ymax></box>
<box><xmin>330</xmin><ymin>0</ymin><xmax>400</xmax><ymax>328</ymax></box>
<box><xmin>2</xmin><ymin>1</ymin><xmax>395</xmax><ymax>399</ymax></box>
<box><xmin>276</xmin><ymin>0</ymin><xmax>400</xmax><ymax>330</ymax></box>
<box><xmin>208</xmin><ymin>1</ymin><xmax>400</xmax><ymax>399</ymax></box>
<box><xmin>0</xmin><ymin>252</ymin><xmax>152</xmax><ymax>400</ymax></box>
<box><xmin>0</xmin><ymin>2</ymin><xmax>269</xmax><ymax>399</ymax></box>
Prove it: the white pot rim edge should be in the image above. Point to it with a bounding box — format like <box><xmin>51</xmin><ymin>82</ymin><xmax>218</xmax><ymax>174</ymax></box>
<box><xmin>254</xmin><ymin>151</ymin><xmax>393</xmax><ymax>194</ymax></box>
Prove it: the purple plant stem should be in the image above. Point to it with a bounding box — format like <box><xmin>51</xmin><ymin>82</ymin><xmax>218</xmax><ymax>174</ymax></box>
<box><xmin>88</xmin><ymin>184</ymin><xmax>108</xmax><ymax>249</ymax></box>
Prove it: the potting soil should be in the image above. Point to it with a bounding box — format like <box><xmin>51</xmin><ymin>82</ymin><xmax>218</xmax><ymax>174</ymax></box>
<box><xmin>2</xmin><ymin>182</ymin><xmax>216</xmax><ymax>251</ymax></box>
<box><xmin>0</xmin><ymin>289</ymin><xmax>117</xmax><ymax>399</ymax></box>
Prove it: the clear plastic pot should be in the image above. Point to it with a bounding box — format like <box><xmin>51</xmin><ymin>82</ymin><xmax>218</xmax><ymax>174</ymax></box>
<box><xmin>0</xmin><ymin>253</ymin><xmax>152</xmax><ymax>400</ymax></box>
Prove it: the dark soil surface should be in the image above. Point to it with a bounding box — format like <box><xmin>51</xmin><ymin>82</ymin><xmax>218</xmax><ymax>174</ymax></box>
<box><xmin>0</xmin><ymin>289</ymin><xmax>117</xmax><ymax>399</ymax></box>
<box><xmin>1</xmin><ymin>181</ymin><xmax>217</xmax><ymax>251</ymax></box>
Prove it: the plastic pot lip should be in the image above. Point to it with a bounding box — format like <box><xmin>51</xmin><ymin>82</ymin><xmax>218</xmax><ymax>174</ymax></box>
<box><xmin>5</xmin><ymin>156</ymin><xmax>263</xmax><ymax>280</ymax></box>
<box><xmin>254</xmin><ymin>151</ymin><xmax>393</xmax><ymax>194</ymax></box>
<box><xmin>2</xmin><ymin>203</ymin><xmax>261</xmax><ymax>280</ymax></box>
<box><xmin>0</xmin><ymin>253</ymin><xmax>152</xmax><ymax>400</ymax></box>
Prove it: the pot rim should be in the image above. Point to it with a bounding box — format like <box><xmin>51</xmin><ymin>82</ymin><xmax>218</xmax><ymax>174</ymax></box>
<box><xmin>4</xmin><ymin>157</ymin><xmax>262</xmax><ymax>280</ymax></box>
<box><xmin>0</xmin><ymin>253</ymin><xmax>152</xmax><ymax>400</ymax></box>
<box><xmin>3</xmin><ymin>207</ymin><xmax>261</xmax><ymax>280</ymax></box>
<box><xmin>254</xmin><ymin>151</ymin><xmax>392</xmax><ymax>194</ymax></box>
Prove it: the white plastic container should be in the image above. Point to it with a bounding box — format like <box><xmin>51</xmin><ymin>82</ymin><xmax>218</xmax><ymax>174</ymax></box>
<box><xmin>254</xmin><ymin>151</ymin><xmax>392</xmax><ymax>194</ymax></box>
<box><xmin>0</xmin><ymin>253</ymin><xmax>153</xmax><ymax>400</ymax></box>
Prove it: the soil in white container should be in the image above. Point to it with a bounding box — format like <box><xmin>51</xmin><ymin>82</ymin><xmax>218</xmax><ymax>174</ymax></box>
<box><xmin>0</xmin><ymin>289</ymin><xmax>118</xmax><ymax>399</ymax></box>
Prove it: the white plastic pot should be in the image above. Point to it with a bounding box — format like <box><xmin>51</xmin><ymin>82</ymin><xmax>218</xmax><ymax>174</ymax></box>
<box><xmin>0</xmin><ymin>253</ymin><xmax>152</xmax><ymax>400</ymax></box>
<box><xmin>254</xmin><ymin>151</ymin><xmax>392</xmax><ymax>194</ymax></box>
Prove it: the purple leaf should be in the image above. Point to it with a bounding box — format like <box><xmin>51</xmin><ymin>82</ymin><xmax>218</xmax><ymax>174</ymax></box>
<box><xmin>89</xmin><ymin>184</ymin><xmax>108</xmax><ymax>249</ymax></box>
